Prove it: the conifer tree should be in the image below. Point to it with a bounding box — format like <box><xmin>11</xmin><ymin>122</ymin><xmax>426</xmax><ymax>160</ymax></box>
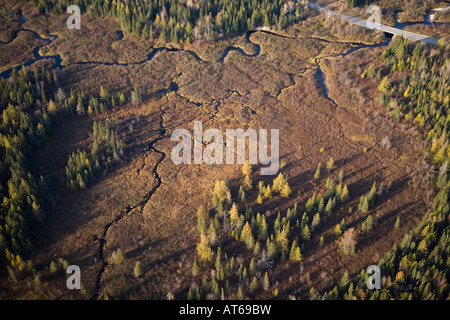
<box><xmin>263</xmin><ymin>272</ymin><xmax>270</xmax><ymax>291</ymax></box>
<box><xmin>314</xmin><ymin>163</ymin><xmax>321</xmax><ymax>179</ymax></box>
<box><xmin>197</xmin><ymin>234</ymin><xmax>214</xmax><ymax>262</ymax></box>
<box><xmin>394</xmin><ymin>216</ymin><xmax>400</xmax><ymax>230</ymax></box>
<box><xmin>243</xmin><ymin>174</ymin><xmax>252</xmax><ymax>191</ymax></box>
<box><xmin>242</xmin><ymin>161</ymin><xmax>252</xmax><ymax>176</ymax></box>
<box><xmin>267</xmin><ymin>241</ymin><xmax>277</xmax><ymax>260</ymax></box>
<box><xmin>263</xmin><ymin>185</ymin><xmax>272</xmax><ymax>199</ymax></box>
<box><xmin>334</xmin><ymin>224</ymin><xmax>342</xmax><ymax>238</ymax></box>
<box><xmin>253</xmin><ymin>241</ymin><xmax>261</xmax><ymax>257</ymax></box>
<box><xmin>360</xmin><ymin>196</ymin><xmax>369</xmax><ymax>213</ymax></box>
<box><xmin>134</xmin><ymin>261</ymin><xmax>144</xmax><ymax>278</ymax></box>
<box><xmin>250</xmin><ymin>277</ymin><xmax>258</xmax><ymax>293</ymax></box>
<box><xmin>325</xmin><ymin>197</ymin><xmax>333</xmax><ymax>215</ymax></box>
<box><xmin>229</xmin><ymin>203</ymin><xmax>239</xmax><ymax>225</ymax></box>
<box><xmin>249</xmin><ymin>258</ymin><xmax>256</xmax><ymax>276</ymax></box>
<box><xmin>187</xmin><ymin>287</ymin><xmax>194</xmax><ymax>300</ymax></box>
<box><xmin>257</xmin><ymin>194</ymin><xmax>263</xmax><ymax>204</ymax></box>
<box><xmin>338</xmin><ymin>170</ymin><xmax>344</xmax><ymax>183</ymax></box>
<box><xmin>281</xmin><ymin>182</ymin><xmax>292</xmax><ymax>198</ymax></box>
<box><xmin>326</xmin><ymin>157</ymin><xmax>334</xmax><ymax>171</ymax></box>
<box><xmin>192</xmin><ymin>259</ymin><xmax>200</xmax><ymax>276</ymax></box>
<box><xmin>272</xmin><ymin>173</ymin><xmax>287</xmax><ymax>193</ymax></box>
<box><xmin>240</xmin><ymin>222</ymin><xmax>252</xmax><ymax>243</ymax></box>
<box><xmin>378</xmin><ymin>76</ymin><xmax>390</xmax><ymax>93</ymax></box>
<box><xmin>301</xmin><ymin>225</ymin><xmax>311</xmax><ymax>241</ymax></box>
<box><xmin>237</xmin><ymin>286</ymin><xmax>244</xmax><ymax>300</ymax></box>
<box><xmin>311</xmin><ymin>213</ymin><xmax>320</xmax><ymax>231</ymax></box>
<box><xmin>341</xmin><ymin>184</ymin><xmax>349</xmax><ymax>203</ymax></box>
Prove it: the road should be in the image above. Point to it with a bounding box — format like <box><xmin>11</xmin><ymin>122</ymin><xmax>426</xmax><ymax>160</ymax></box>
<box><xmin>307</xmin><ymin>1</ymin><xmax>439</xmax><ymax>45</ymax></box>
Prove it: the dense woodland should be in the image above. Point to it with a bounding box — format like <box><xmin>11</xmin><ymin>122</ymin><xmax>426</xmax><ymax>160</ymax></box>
<box><xmin>0</xmin><ymin>67</ymin><xmax>55</xmax><ymax>276</ymax></box>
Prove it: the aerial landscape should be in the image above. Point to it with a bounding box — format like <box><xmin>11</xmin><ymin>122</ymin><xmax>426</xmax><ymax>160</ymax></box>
<box><xmin>0</xmin><ymin>0</ymin><xmax>449</xmax><ymax>303</ymax></box>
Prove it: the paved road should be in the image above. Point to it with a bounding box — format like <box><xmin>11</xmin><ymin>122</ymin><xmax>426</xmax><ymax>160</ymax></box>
<box><xmin>307</xmin><ymin>1</ymin><xmax>439</xmax><ymax>45</ymax></box>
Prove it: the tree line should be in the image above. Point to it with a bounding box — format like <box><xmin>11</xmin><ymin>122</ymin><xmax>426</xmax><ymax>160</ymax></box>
<box><xmin>32</xmin><ymin>0</ymin><xmax>307</xmax><ymax>44</ymax></box>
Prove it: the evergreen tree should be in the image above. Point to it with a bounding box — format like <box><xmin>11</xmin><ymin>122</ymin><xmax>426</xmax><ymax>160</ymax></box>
<box><xmin>378</xmin><ymin>76</ymin><xmax>390</xmax><ymax>93</ymax></box>
<box><xmin>249</xmin><ymin>277</ymin><xmax>258</xmax><ymax>293</ymax></box>
<box><xmin>311</xmin><ymin>213</ymin><xmax>320</xmax><ymax>231</ymax></box>
<box><xmin>237</xmin><ymin>286</ymin><xmax>244</xmax><ymax>300</ymax></box>
<box><xmin>280</xmin><ymin>183</ymin><xmax>292</xmax><ymax>198</ymax></box>
<box><xmin>134</xmin><ymin>261</ymin><xmax>144</xmax><ymax>278</ymax></box>
<box><xmin>242</xmin><ymin>161</ymin><xmax>252</xmax><ymax>176</ymax></box>
<box><xmin>263</xmin><ymin>272</ymin><xmax>270</xmax><ymax>291</ymax></box>
<box><xmin>360</xmin><ymin>196</ymin><xmax>369</xmax><ymax>213</ymax></box>
<box><xmin>334</xmin><ymin>224</ymin><xmax>342</xmax><ymax>238</ymax></box>
<box><xmin>197</xmin><ymin>234</ymin><xmax>214</xmax><ymax>262</ymax></box>
<box><xmin>301</xmin><ymin>225</ymin><xmax>311</xmax><ymax>241</ymax></box>
<box><xmin>192</xmin><ymin>259</ymin><xmax>200</xmax><ymax>276</ymax></box>
<box><xmin>341</xmin><ymin>184</ymin><xmax>349</xmax><ymax>203</ymax></box>
<box><xmin>326</xmin><ymin>157</ymin><xmax>334</xmax><ymax>171</ymax></box>
<box><xmin>228</xmin><ymin>202</ymin><xmax>239</xmax><ymax>223</ymax></box>
<box><xmin>394</xmin><ymin>216</ymin><xmax>400</xmax><ymax>230</ymax></box>
<box><xmin>263</xmin><ymin>185</ymin><xmax>272</xmax><ymax>199</ymax></box>
<box><xmin>314</xmin><ymin>163</ymin><xmax>321</xmax><ymax>179</ymax></box>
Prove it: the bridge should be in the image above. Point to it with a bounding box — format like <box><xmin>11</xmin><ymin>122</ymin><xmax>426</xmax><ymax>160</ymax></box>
<box><xmin>307</xmin><ymin>1</ymin><xmax>439</xmax><ymax>45</ymax></box>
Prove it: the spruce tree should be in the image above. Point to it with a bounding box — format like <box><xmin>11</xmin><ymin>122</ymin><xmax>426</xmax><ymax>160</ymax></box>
<box><xmin>192</xmin><ymin>259</ymin><xmax>200</xmax><ymax>276</ymax></box>
<box><xmin>394</xmin><ymin>216</ymin><xmax>400</xmax><ymax>230</ymax></box>
<box><xmin>263</xmin><ymin>272</ymin><xmax>270</xmax><ymax>291</ymax></box>
<box><xmin>134</xmin><ymin>261</ymin><xmax>144</xmax><ymax>278</ymax></box>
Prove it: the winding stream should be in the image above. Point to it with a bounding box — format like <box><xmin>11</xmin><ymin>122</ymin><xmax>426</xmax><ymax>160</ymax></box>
<box><xmin>0</xmin><ymin>33</ymin><xmax>204</xmax><ymax>78</ymax></box>
<box><xmin>91</xmin><ymin>85</ymin><xmax>171</xmax><ymax>300</ymax></box>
